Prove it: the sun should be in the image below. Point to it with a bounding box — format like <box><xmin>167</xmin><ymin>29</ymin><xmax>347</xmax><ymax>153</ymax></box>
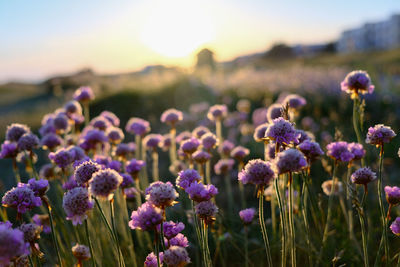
<box><xmin>140</xmin><ymin>0</ymin><xmax>216</xmax><ymax>58</ymax></box>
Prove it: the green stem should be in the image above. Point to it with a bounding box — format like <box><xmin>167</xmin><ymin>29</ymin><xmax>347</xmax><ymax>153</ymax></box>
<box><xmin>46</xmin><ymin>202</ymin><xmax>63</xmax><ymax>267</ymax></box>
<box><xmin>288</xmin><ymin>172</ymin><xmax>296</xmax><ymax>267</ymax></box>
<box><xmin>192</xmin><ymin>201</ymin><xmax>205</xmax><ymax>266</ymax></box>
<box><xmin>12</xmin><ymin>158</ymin><xmax>21</xmax><ymax>184</ymax></box>
<box><xmin>301</xmin><ymin>178</ymin><xmax>312</xmax><ymax>266</ymax></box>
<box><xmin>84</xmin><ymin>220</ymin><xmax>96</xmax><ymax>267</ymax></box>
<box><xmin>135</xmin><ymin>135</ymin><xmax>141</xmax><ymax>160</ymax></box>
<box><xmin>84</xmin><ymin>102</ymin><xmax>90</xmax><ymax>127</ymax></box>
<box><xmin>170</xmin><ymin>127</ymin><xmax>177</xmax><ymax>164</ymax></box>
<box><xmin>259</xmin><ymin>186</ymin><xmax>273</xmax><ymax>266</ymax></box>
<box><xmin>353</xmin><ymin>97</ymin><xmax>365</xmax><ymax>166</ymax></box>
<box><xmin>244</xmin><ymin>226</ymin><xmax>249</xmax><ymax>267</ymax></box>
<box><xmin>205</xmin><ymin>161</ymin><xmax>211</xmax><ymax>185</ymax></box>
<box><xmin>152</xmin><ymin>150</ymin><xmax>159</xmax><ymax>181</ymax></box>
<box><xmin>155</xmin><ymin>230</ymin><xmax>161</xmax><ymax>267</ymax></box>
<box><xmin>275</xmin><ymin>177</ymin><xmax>286</xmax><ymax>267</ymax></box>
<box><xmin>216</xmin><ymin>119</ymin><xmax>222</xmax><ymax>151</ymax></box>
<box><xmin>377</xmin><ymin>145</ymin><xmax>389</xmax><ymax>265</ymax></box>
<box><xmin>358</xmin><ymin>187</ymin><xmax>370</xmax><ymax>267</ymax></box>
<box><xmin>110</xmin><ymin>199</ymin><xmax>124</xmax><ymax>267</ymax></box>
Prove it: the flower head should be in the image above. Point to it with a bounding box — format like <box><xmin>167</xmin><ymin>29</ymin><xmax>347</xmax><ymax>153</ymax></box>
<box><xmin>322</xmin><ymin>180</ymin><xmax>343</xmax><ymax>196</ymax></box>
<box><xmin>106</xmin><ymin>127</ymin><xmax>124</xmax><ymax>144</ymax></box>
<box><xmin>298</xmin><ymin>140</ymin><xmax>324</xmax><ymax>161</ymax></box>
<box><xmin>230</xmin><ymin>146</ymin><xmax>250</xmax><ymax>161</ymax></box>
<box><xmin>176</xmin><ymin>131</ymin><xmax>192</xmax><ymax>144</ymax></box>
<box><xmin>218</xmin><ymin>140</ymin><xmax>235</xmax><ymax>156</ymax></box>
<box><xmin>159</xmin><ymin>134</ymin><xmax>171</xmax><ymax>151</ymax></box>
<box><xmin>129</xmin><ymin>202</ymin><xmax>163</xmax><ymax>231</ymax></box>
<box><xmin>73</xmin><ymin>86</ymin><xmax>95</xmax><ymax>102</ymax></box>
<box><xmin>0</xmin><ymin>223</ymin><xmax>29</xmax><ymax>266</ymax></box>
<box><xmin>390</xmin><ymin>217</ymin><xmax>400</xmax><ymax>236</ymax></box>
<box><xmin>201</xmin><ymin>132</ymin><xmax>218</xmax><ymax>150</ymax></box>
<box><xmin>88</xmin><ymin>169</ymin><xmax>123</xmax><ymax>200</ymax></box>
<box><xmin>176</xmin><ymin>169</ymin><xmax>201</xmax><ymax>189</ymax></box>
<box><xmin>385</xmin><ymin>186</ymin><xmax>400</xmax><ymax>206</ymax></box>
<box><xmin>161</xmin><ymin>109</ymin><xmax>183</xmax><ymax>126</ymax></box>
<box><xmin>19</xmin><ymin>223</ymin><xmax>42</xmax><ymax>243</ymax></box>
<box><xmin>283</xmin><ymin>94</ymin><xmax>307</xmax><ymax>110</ymax></box>
<box><xmin>158</xmin><ymin>221</ymin><xmax>185</xmax><ymax>240</ymax></box>
<box><xmin>143</xmin><ymin>134</ymin><xmax>163</xmax><ymax>150</ymax></box>
<box><xmin>348</xmin><ymin>142</ymin><xmax>366</xmax><ymax>160</ymax></box>
<box><xmin>163</xmin><ymin>246</ymin><xmax>190</xmax><ymax>267</ymax></box>
<box><xmin>2</xmin><ymin>186</ymin><xmax>42</xmax><ymax>214</ymax></box>
<box><xmin>63</xmin><ymin>187</ymin><xmax>94</xmax><ymax>225</ymax></box>
<box><xmin>145</xmin><ymin>181</ymin><xmax>178</xmax><ymax>208</ymax></box>
<box><xmin>214</xmin><ymin>159</ymin><xmax>235</xmax><ymax>175</ymax></box>
<box><xmin>100</xmin><ymin>111</ymin><xmax>120</xmax><ymax>127</ymax></box>
<box><xmin>253</xmin><ymin>123</ymin><xmax>269</xmax><ymax>142</ymax></box>
<box><xmin>6</xmin><ymin>123</ymin><xmax>30</xmax><ymax>142</ymax></box>
<box><xmin>32</xmin><ymin>214</ymin><xmax>51</xmax><ymax>233</ymax></box>
<box><xmin>207</xmin><ymin>105</ymin><xmax>228</xmax><ymax>121</ymax></box>
<box><xmin>239</xmin><ymin>159</ymin><xmax>275</xmax><ymax>186</ymax></box>
<box><xmin>120</xmin><ymin>173</ymin><xmax>134</xmax><ymax>188</ymax></box>
<box><xmin>239</xmin><ymin>208</ymin><xmax>256</xmax><ymax>225</ymax></box>
<box><xmin>326</xmin><ymin>141</ymin><xmax>354</xmax><ymax>162</ymax></box>
<box><xmin>41</xmin><ymin>133</ymin><xmax>63</xmax><ymax>150</ymax></box>
<box><xmin>65</xmin><ymin>100</ymin><xmax>82</xmax><ymax>116</ymax></box>
<box><xmin>266</xmin><ymin>104</ymin><xmax>282</xmax><ymax>123</ymax></box>
<box><xmin>126</xmin><ymin>117</ymin><xmax>150</xmax><ymax>136</ymax></box>
<box><xmin>145</xmin><ymin>252</ymin><xmax>164</xmax><ymax>267</ymax></box>
<box><xmin>351</xmin><ymin>167</ymin><xmax>376</xmax><ymax>185</ymax></box>
<box><xmin>27</xmin><ymin>178</ymin><xmax>49</xmax><ymax>197</ymax></box>
<box><xmin>74</xmin><ymin>160</ymin><xmax>101</xmax><ymax>186</ymax></box>
<box><xmin>167</xmin><ymin>233</ymin><xmax>189</xmax><ymax>248</ymax></box>
<box><xmin>126</xmin><ymin>159</ymin><xmax>146</xmax><ymax>177</ymax></box>
<box><xmin>265</xmin><ymin>118</ymin><xmax>299</xmax><ymax>145</ymax></box>
<box><xmin>72</xmin><ymin>243</ymin><xmax>91</xmax><ymax>261</ymax></box>
<box><xmin>195</xmin><ymin>200</ymin><xmax>218</xmax><ymax>222</ymax></box>
<box><xmin>185</xmin><ymin>182</ymin><xmax>218</xmax><ymax>202</ymax></box>
<box><xmin>192</xmin><ymin>150</ymin><xmax>211</xmax><ymax>164</ymax></box>
<box><xmin>273</xmin><ymin>149</ymin><xmax>307</xmax><ymax>174</ymax></box>
<box><xmin>192</xmin><ymin>126</ymin><xmax>210</xmax><ymax>139</ymax></box>
<box><xmin>341</xmin><ymin>70</ymin><xmax>374</xmax><ymax>98</ymax></box>
<box><xmin>123</xmin><ymin>187</ymin><xmax>139</xmax><ymax>200</ymax></box>
<box><xmin>17</xmin><ymin>133</ymin><xmax>39</xmax><ymax>151</ymax></box>
<box><xmin>366</xmin><ymin>124</ymin><xmax>396</xmax><ymax>146</ymax></box>
<box><xmin>49</xmin><ymin>147</ymin><xmax>74</xmax><ymax>168</ymax></box>
<box><xmin>180</xmin><ymin>137</ymin><xmax>200</xmax><ymax>155</ymax></box>
<box><xmin>0</xmin><ymin>141</ymin><xmax>19</xmax><ymax>158</ymax></box>
<box><xmin>115</xmin><ymin>142</ymin><xmax>136</xmax><ymax>159</ymax></box>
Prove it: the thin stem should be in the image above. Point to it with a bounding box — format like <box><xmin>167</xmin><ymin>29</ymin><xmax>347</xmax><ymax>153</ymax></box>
<box><xmin>191</xmin><ymin>201</ymin><xmax>205</xmax><ymax>266</ymax></box>
<box><xmin>110</xmin><ymin>199</ymin><xmax>124</xmax><ymax>267</ymax></box>
<box><xmin>170</xmin><ymin>127</ymin><xmax>177</xmax><ymax>164</ymax></box>
<box><xmin>152</xmin><ymin>150</ymin><xmax>159</xmax><ymax>181</ymax></box>
<box><xmin>358</xmin><ymin>187</ymin><xmax>370</xmax><ymax>267</ymax></box>
<box><xmin>225</xmin><ymin>173</ymin><xmax>234</xmax><ymax>216</ymax></box>
<box><xmin>84</xmin><ymin>102</ymin><xmax>90</xmax><ymax>126</ymax></box>
<box><xmin>244</xmin><ymin>226</ymin><xmax>249</xmax><ymax>267</ymax></box>
<box><xmin>46</xmin><ymin>202</ymin><xmax>63</xmax><ymax>267</ymax></box>
<box><xmin>377</xmin><ymin>145</ymin><xmax>389</xmax><ymax>265</ymax></box>
<box><xmin>238</xmin><ymin>162</ymin><xmax>246</xmax><ymax>210</ymax></box>
<box><xmin>288</xmin><ymin>172</ymin><xmax>296</xmax><ymax>267</ymax></box>
<box><xmin>155</xmin><ymin>230</ymin><xmax>161</xmax><ymax>267</ymax></box>
<box><xmin>353</xmin><ymin>97</ymin><xmax>365</xmax><ymax>166</ymax></box>
<box><xmin>216</xmin><ymin>119</ymin><xmax>222</xmax><ymax>151</ymax></box>
<box><xmin>135</xmin><ymin>135</ymin><xmax>141</xmax><ymax>160</ymax></box>
<box><xmin>274</xmin><ymin>177</ymin><xmax>286</xmax><ymax>267</ymax></box>
<box><xmin>12</xmin><ymin>158</ymin><xmax>21</xmax><ymax>184</ymax></box>
<box><xmin>205</xmin><ymin>161</ymin><xmax>211</xmax><ymax>185</ymax></box>
<box><xmin>84</xmin><ymin>220</ymin><xmax>96</xmax><ymax>267</ymax></box>
<box><xmin>259</xmin><ymin>186</ymin><xmax>273</xmax><ymax>267</ymax></box>
<box><xmin>301</xmin><ymin>177</ymin><xmax>312</xmax><ymax>266</ymax></box>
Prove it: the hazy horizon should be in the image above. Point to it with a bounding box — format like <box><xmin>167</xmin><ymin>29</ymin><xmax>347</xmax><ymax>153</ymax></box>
<box><xmin>1</xmin><ymin>0</ymin><xmax>399</xmax><ymax>83</ymax></box>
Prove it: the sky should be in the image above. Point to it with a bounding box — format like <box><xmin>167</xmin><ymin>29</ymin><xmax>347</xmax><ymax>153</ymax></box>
<box><xmin>0</xmin><ymin>0</ymin><xmax>399</xmax><ymax>82</ymax></box>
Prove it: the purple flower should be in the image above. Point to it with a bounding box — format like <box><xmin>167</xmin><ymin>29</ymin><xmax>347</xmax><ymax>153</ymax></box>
<box><xmin>49</xmin><ymin>147</ymin><xmax>74</xmax><ymax>169</ymax></box>
<box><xmin>72</xmin><ymin>243</ymin><xmax>91</xmax><ymax>261</ymax></box>
<box><xmin>351</xmin><ymin>167</ymin><xmax>376</xmax><ymax>185</ymax></box>
<box><xmin>144</xmin><ymin>252</ymin><xmax>164</xmax><ymax>267</ymax></box>
<box><xmin>100</xmin><ymin>111</ymin><xmax>120</xmax><ymax>127</ymax></box>
<box><xmin>53</xmin><ymin>113</ymin><xmax>70</xmax><ymax>134</ymax></box>
<box><xmin>192</xmin><ymin>126</ymin><xmax>210</xmax><ymax>139</ymax></box>
<box><xmin>341</xmin><ymin>70</ymin><xmax>374</xmax><ymax>98</ymax></box>
<box><xmin>192</xmin><ymin>150</ymin><xmax>211</xmax><ymax>164</ymax></box>
<box><xmin>266</xmin><ymin>104</ymin><xmax>282</xmax><ymax>122</ymax></box>
<box><xmin>64</xmin><ymin>100</ymin><xmax>82</xmax><ymax>115</ymax></box>
<box><xmin>295</xmin><ymin>130</ymin><xmax>312</xmax><ymax>144</ymax></box>
<box><xmin>283</xmin><ymin>94</ymin><xmax>306</xmax><ymax>110</ymax></box>
<box><xmin>120</xmin><ymin>173</ymin><xmax>134</xmax><ymax>188</ymax></box>
<box><xmin>159</xmin><ymin>134</ymin><xmax>172</xmax><ymax>151</ymax></box>
<box><xmin>253</xmin><ymin>123</ymin><xmax>269</xmax><ymax>142</ymax></box>
<box><xmin>123</xmin><ymin>187</ymin><xmax>139</xmax><ymax>200</ymax></box>
<box><xmin>106</xmin><ymin>127</ymin><xmax>124</xmax><ymax>144</ymax></box>
<box><xmin>322</xmin><ymin>180</ymin><xmax>343</xmax><ymax>196</ymax></box>
<box><xmin>176</xmin><ymin>169</ymin><xmax>201</xmax><ymax>189</ymax></box>
<box><xmin>73</xmin><ymin>86</ymin><xmax>95</xmax><ymax>102</ymax></box>
<box><xmin>176</xmin><ymin>131</ymin><xmax>192</xmax><ymax>144</ymax></box>
<box><xmin>90</xmin><ymin>116</ymin><xmax>111</xmax><ymax>131</ymax></box>
<box><xmin>348</xmin><ymin>142</ymin><xmax>365</xmax><ymax>160</ymax></box>
<box><xmin>298</xmin><ymin>140</ymin><xmax>324</xmax><ymax>161</ymax></box>
<box><xmin>0</xmin><ymin>141</ymin><xmax>18</xmax><ymax>158</ymax></box>
<box><xmin>89</xmin><ymin>169</ymin><xmax>123</xmax><ymax>200</ymax></box>
<box><xmin>264</xmin><ymin>143</ymin><xmax>277</xmax><ymax>160</ymax></box>
<box><xmin>167</xmin><ymin>233</ymin><xmax>189</xmax><ymax>248</ymax></box>
<box><xmin>163</xmin><ymin>246</ymin><xmax>191</xmax><ymax>267</ymax></box>
<box><xmin>19</xmin><ymin>223</ymin><xmax>42</xmax><ymax>243</ymax></box>
<box><xmin>145</xmin><ymin>181</ymin><xmax>178</xmax><ymax>208</ymax></box>
<box><xmin>180</xmin><ymin>137</ymin><xmax>200</xmax><ymax>155</ymax></box>
<box><xmin>6</xmin><ymin>123</ymin><xmax>30</xmax><ymax>142</ymax></box>
<box><xmin>63</xmin><ymin>176</ymin><xmax>79</xmax><ymax>191</ymax></box>
<box><xmin>274</xmin><ymin>149</ymin><xmax>307</xmax><ymax>174</ymax></box>
<box><xmin>32</xmin><ymin>214</ymin><xmax>51</xmax><ymax>234</ymax></box>
<box><xmin>0</xmin><ymin>223</ymin><xmax>29</xmax><ymax>266</ymax></box>
<box><xmin>161</xmin><ymin>109</ymin><xmax>183</xmax><ymax>125</ymax></box>
<box><xmin>158</xmin><ymin>221</ymin><xmax>185</xmax><ymax>239</ymax></box>
<box><xmin>74</xmin><ymin>161</ymin><xmax>101</xmax><ymax>186</ymax></box>
<box><xmin>195</xmin><ymin>200</ymin><xmax>218</xmax><ymax>221</ymax></box>
<box><xmin>385</xmin><ymin>186</ymin><xmax>400</xmax><ymax>206</ymax></box>
<box><xmin>185</xmin><ymin>182</ymin><xmax>218</xmax><ymax>202</ymax></box>
<box><xmin>126</xmin><ymin>159</ymin><xmax>146</xmax><ymax>177</ymax></box>
<box><xmin>169</xmin><ymin>160</ymin><xmax>187</xmax><ymax>175</ymax></box>
<box><xmin>115</xmin><ymin>142</ymin><xmax>136</xmax><ymax>159</ymax></box>
<box><xmin>207</xmin><ymin>105</ymin><xmax>228</xmax><ymax>121</ymax></box>
<box><xmin>239</xmin><ymin>208</ymin><xmax>256</xmax><ymax>225</ymax></box>
<box><xmin>252</xmin><ymin>107</ymin><xmax>268</xmax><ymax>126</ymax></box>
<box><xmin>218</xmin><ymin>140</ymin><xmax>235</xmax><ymax>156</ymax></box>
<box><xmin>2</xmin><ymin>186</ymin><xmax>42</xmax><ymax>214</ymax></box>
<box><xmin>390</xmin><ymin>217</ymin><xmax>400</xmax><ymax>236</ymax></box>
<box><xmin>129</xmin><ymin>202</ymin><xmax>163</xmax><ymax>231</ymax></box>
<box><xmin>200</xmin><ymin>132</ymin><xmax>218</xmax><ymax>150</ymax></box>
<box><xmin>366</xmin><ymin>124</ymin><xmax>396</xmax><ymax>146</ymax></box>
<box><xmin>326</xmin><ymin>141</ymin><xmax>354</xmax><ymax>162</ymax></box>
<box><xmin>27</xmin><ymin>178</ymin><xmax>49</xmax><ymax>197</ymax></box>
<box><xmin>17</xmin><ymin>133</ymin><xmax>39</xmax><ymax>151</ymax></box>
<box><xmin>214</xmin><ymin>159</ymin><xmax>235</xmax><ymax>175</ymax></box>
<box><xmin>79</xmin><ymin>128</ymin><xmax>108</xmax><ymax>150</ymax></box>
<box><xmin>41</xmin><ymin>133</ymin><xmax>63</xmax><ymax>151</ymax></box>
<box><xmin>39</xmin><ymin>164</ymin><xmax>55</xmax><ymax>180</ymax></box>
<box><xmin>63</xmin><ymin>187</ymin><xmax>94</xmax><ymax>225</ymax></box>
<box><xmin>143</xmin><ymin>134</ymin><xmax>163</xmax><ymax>150</ymax></box>
<box><xmin>239</xmin><ymin>159</ymin><xmax>275</xmax><ymax>186</ymax></box>
<box><xmin>67</xmin><ymin>146</ymin><xmax>86</xmax><ymax>162</ymax></box>
<box><xmin>125</xmin><ymin>117</ymin><xmax>150</xmax><ymax>136</ymax></box>
<box><xmin>230</xmin><ymin>146</ymin><xmax>250</xmax><ymax>161</ymax></box>
<box><xmin>265</xmin><ymin>118</ymin><xmax>300</xmax><ymax>145</ymax></box>
<box><xmin>108</xmin><ymin>159</ymin><xmax>122</xmax><ymax>171</ymax></box>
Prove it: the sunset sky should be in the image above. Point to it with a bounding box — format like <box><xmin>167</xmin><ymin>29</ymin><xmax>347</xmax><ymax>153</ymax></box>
<box><xmin>0</xmin><ymin>0</ymin><xmax>399</xmax><ymax>82</ymax></box>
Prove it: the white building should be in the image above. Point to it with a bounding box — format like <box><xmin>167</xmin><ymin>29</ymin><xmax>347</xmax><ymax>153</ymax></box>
<box><xmin>337</xmin><ymin>14</ymin><xmax>400</xmax><ymax>53</ymax></box>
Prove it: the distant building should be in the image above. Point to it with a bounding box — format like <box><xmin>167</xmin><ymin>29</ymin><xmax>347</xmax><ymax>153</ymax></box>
<box><xmin>337</xmin><ymin>14</ymin><xmax>400</xmax><ymax>53</ymax></box>
<box><xmin>196</xmin><ymin>48</ymin><xmax>216</xmax><ymax>70</ymax></box>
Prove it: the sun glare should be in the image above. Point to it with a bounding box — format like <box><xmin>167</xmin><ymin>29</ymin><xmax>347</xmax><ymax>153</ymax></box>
<box><xmin>140</xmin><ymin>0</ymin><xmax>216</xmax><ymax>58</ymax></box>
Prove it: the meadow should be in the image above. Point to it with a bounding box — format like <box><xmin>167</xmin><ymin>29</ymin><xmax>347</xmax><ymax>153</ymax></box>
<box><xmin>1</xmin><ymin>49</ymin><xmax>400</xmax><ymax>267</ymax></box>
